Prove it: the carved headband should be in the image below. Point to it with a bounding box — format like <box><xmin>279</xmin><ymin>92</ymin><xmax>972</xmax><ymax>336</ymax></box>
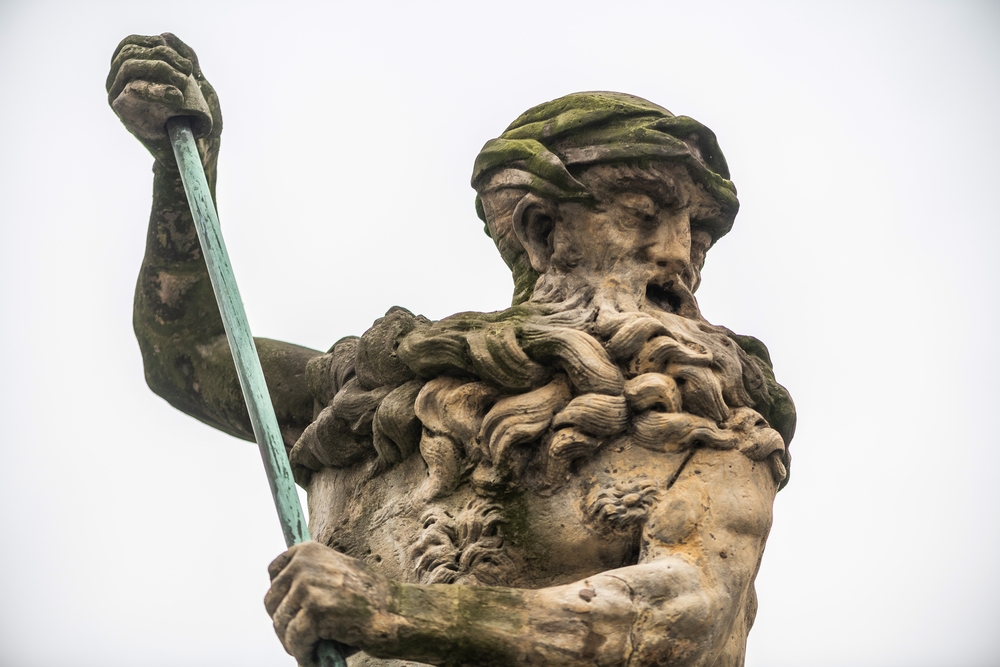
<box><xmin>471</xmin><ymin>91</ymin><xmax>740</xmax><ymax>244</ymax></box>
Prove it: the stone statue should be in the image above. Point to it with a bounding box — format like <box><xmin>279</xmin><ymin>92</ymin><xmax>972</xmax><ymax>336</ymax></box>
<box><xmin>108</xmin><ymin>33</ymin><xmax>795</xmax><ymax>667</ymax></box>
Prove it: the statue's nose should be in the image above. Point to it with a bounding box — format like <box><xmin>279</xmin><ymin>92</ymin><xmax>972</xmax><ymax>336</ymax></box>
<box><xmin>646</xmin><ymin>214</ymin><xmax>691</xmax><ymax>275</ymax></box>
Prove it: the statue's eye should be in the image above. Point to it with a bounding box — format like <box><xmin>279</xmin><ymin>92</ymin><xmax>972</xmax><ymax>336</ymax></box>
<box><xmin>659</xmin><ymin>194</ymin><xmax>680</xmax><ymax>210</ymax></box>
<box><xmin>618</xmin><ymin>193</ymin><xmax>658</xmax><ymax>224</ymax></box>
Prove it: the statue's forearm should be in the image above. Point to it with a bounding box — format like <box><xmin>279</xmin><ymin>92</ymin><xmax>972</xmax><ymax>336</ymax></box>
<box><xmin>134</xmin><ymin>157</ymin><xmax>320</xmax><ymax>444</ymax></box>
<box><xmin>133</xmin><ymin>154</ymin><xmax>245</xmax><ymax>433</ymax></box>
<box><xmin>381</xmin><ymin>576</ymin><xmax>632</xmax><ymax>666</ymax></box>
<box><xmin>136</xmin><ymin>156</ymin><xmax>222</xmax><ymax>340</ymax></box>
<box><xmin>366</xmin><ymin>561</ymin><xmax>716</xmax><ymax>667</ymax></box>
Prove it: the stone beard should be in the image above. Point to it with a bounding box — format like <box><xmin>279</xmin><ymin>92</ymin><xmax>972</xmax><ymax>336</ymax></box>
<box><xmin>107</xmin><ymin>38</ymin><xmax>797</xmax><ymax>665</ymax></box>
<box><xmin>293</xmin><ymin>296</ymin><xmax>793</xmax><ymax>584</ymax></box>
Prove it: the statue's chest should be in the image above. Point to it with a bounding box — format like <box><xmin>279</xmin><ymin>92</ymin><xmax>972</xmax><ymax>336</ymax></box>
<box><xmin>306</xmin><ymin>443</ymin><xmax>688</xmax><ymax>588</ymax></box>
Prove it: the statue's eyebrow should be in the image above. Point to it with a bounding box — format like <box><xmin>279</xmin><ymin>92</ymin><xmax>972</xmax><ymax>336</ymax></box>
<box><xmin>687</xmin><ymin>186</ymin><xmax>724</xmax><ymax>221</ymax></box>
<box><xmin>620</xmin><ymin>173</ymin><xmax>682</xmax><ymax>206</ymax></box>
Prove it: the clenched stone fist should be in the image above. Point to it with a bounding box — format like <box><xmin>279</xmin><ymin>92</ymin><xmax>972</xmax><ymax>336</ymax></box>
<box><xmin>107</xmin><ymin>33</ymin><xmax>221</xmax><ymax>168</ymax></box>
<box><xmin>265</xmin><ymin>542</ymin><xmax>400</xmax><ymax>666</ymax></box>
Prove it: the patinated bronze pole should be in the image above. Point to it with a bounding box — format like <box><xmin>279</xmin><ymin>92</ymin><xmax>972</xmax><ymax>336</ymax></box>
<box><xmin>166</xmin><ymin>116</ymin><xmax>347</xmax><ymax>667</ymax></box>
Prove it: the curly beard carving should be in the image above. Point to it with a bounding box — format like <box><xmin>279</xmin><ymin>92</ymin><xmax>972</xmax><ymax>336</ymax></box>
<box><xmin>409</xmin><ymin>498</ymin><xmax>521</xmax><ymax>586</ymax></box>
<box><xmin>289</xmin><ymin>297</ymin><xmax>794</xmax><ymax>501</ymax></box>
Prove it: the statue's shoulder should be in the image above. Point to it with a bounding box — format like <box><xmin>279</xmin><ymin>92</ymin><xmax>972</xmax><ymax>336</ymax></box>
<box><xmin>725</xmin><ymin>330</ymin><xmax>796</xmax><ymax>488</ymax></box>
<box><xmin>291</xmin><ymin>307</ymin><xmax>432</xmax><ymax>486</ymax></box>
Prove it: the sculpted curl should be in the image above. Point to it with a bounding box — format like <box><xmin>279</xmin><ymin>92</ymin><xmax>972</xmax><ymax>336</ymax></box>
<box><xmin>290</xmin><ymin>300</ymin><xmax>792</xmax><ymax>496</ymax></box>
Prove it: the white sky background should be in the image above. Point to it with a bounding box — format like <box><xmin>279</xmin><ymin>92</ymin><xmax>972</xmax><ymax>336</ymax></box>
<box><xmin>1</xmin><ymin>1</ymin><xmax>998</xmax><ymax>666</ymax></box>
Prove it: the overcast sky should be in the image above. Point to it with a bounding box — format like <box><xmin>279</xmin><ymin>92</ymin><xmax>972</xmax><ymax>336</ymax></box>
<box><xmin>1</xmin><ymin>2</ymin><xmax>998</xmax><ymax>666</ymax></box>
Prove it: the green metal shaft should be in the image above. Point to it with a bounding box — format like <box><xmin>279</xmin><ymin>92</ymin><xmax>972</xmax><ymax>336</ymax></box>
<box><xmin>167</xmin><ymin>116</ymin><xmax>347</xmax><ymax>667</ymax></box>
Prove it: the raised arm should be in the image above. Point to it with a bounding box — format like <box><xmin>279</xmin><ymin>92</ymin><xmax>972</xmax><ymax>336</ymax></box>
<box><xmin>108</xmin><ymin>34</ymin><xmax>321</xmax><ymax>445</ymax></box>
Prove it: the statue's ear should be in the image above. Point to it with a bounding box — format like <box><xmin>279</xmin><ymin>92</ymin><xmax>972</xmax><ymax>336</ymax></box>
<box><xmin>512</xmin><ymin>193</ymin><xmax>559</xmax><ymax>274</ymax></box>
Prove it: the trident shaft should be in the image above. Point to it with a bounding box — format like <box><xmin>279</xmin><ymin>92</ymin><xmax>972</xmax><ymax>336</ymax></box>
<box><xmin>167</xmin><ymin>116</ymin><xmax>347</xmax><ymax>667</ymax></box>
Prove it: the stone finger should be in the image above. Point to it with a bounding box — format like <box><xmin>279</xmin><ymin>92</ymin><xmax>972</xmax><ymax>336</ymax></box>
<box><xmin>271</xmin><ymin>579</ymin><xmax>311</xmax><ymax>644</ymax></box>
<box><xmin>109</xmin><ymin>44</ymin><xmax>193</xmax><ymax>89</ymax></box>
<box><xmin>110</xmin><ymin>34</ymin><xmax>166</xmax><ymax>63</ymax></box>
<box><xmin>264</xmin><ymin>566</ymin><xmax>298</xmax><ymax>617</ymax></box>
<box><xmin>108</xmin><ymin>36</ymin><xmax>167</xmax><ymax>91</ymax></box>
<box><xmin>284</xmin><ymin>607</ymin><xmax>323</xmax><ymax>666</ymax></box>
<box><xmin>108</xmin><ymin>59</ymin><xmax>188</xmax><ymax>102</ymax></box>
<box><xmin>159</xmin><ymin>33</ymin><xmax>202</xmax><ymax>74</ymax></box>
<box><xmin>135</xmin><ymin>81</ymin><xmax>185</xmax><ymax>106</ymax></box>
<box><xmin>268</xmin><ymin>546</ymin><xmax>301</xmax><ymax>581</ymax></box>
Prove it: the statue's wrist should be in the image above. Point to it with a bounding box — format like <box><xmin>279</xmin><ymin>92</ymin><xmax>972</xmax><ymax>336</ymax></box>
<box><xmin>151</xmin><ymin>146</ymin><xmax>219</xmax><ymax>191</ymax></box>
<box><xmin>334</xmin><ymin>575</ymin><xmax>408</xmax><ymax>656</ymax></box>
<box><xmin>152</xmin><ymin>154</ymin><xmax>181</xmax><ymax>176</ymax></box>
<box><xmin>365</xmin><ymin>581</ymin><xmax>441</xmax><ymax>660</ymax></box>
<box><xmin>146</xmin><ymin>132</ymin><xmax>219</xmax><ymax>174</ymax></box>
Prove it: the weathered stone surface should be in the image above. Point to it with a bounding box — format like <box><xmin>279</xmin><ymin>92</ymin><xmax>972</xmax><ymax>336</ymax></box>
<box><xmin>110</xmin><ymin>34</ymin><xmax>795</xmax><ymax>667</ymax></box>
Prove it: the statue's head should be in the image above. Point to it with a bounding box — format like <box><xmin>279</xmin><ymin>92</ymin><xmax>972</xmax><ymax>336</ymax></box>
<box><xmin>472</xmin><ymin>92</ymin><xmax>739</xmax><ymax>317</ymax></box>
<box><xmin>291</xmin><ymin>93</ymin><xmax>793</xmax><ymax>501</ymax></box>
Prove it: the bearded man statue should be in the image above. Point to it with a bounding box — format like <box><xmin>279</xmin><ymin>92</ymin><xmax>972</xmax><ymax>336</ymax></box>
<box><xmin>109</xmin><ymin>33</ymin><xmax>795</xmax><ymax>667</ymax></box>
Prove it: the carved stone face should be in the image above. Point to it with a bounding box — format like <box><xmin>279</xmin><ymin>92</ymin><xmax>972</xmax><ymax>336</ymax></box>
<box><xmin>515</xmin><ymin>161</ymin><xmax>719</xmax><ymax>318</ymax></box>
